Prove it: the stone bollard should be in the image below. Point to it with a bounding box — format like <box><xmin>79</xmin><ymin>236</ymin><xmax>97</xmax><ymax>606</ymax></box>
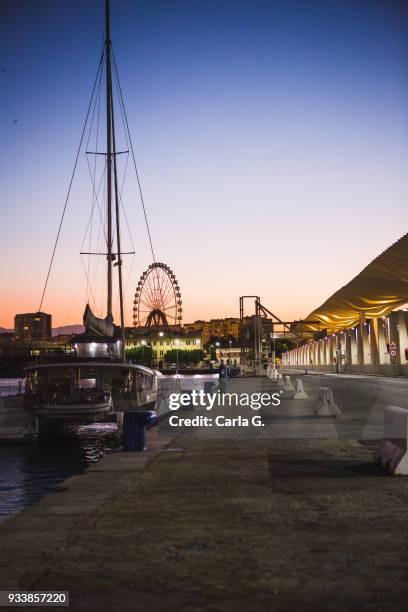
<box><xmin>314</xmin><ymin>387</ymin><xmax>341</xmax><ymax>417</ymax></box>
<box><xmin>123</xmin><ymin>410</ymin><xmax>157</xmax><ymax>452</ymax></box>
<box><xmin>204</xmin><ymin>381</ymin><xmax>216</xmax><ymax>394</ymax></box>
<box><xmin>116</xmin><ymin>411</ymin><xmax>124</xmax><ymax>434</ymax></box>
<box><xmin>375</xmin><ymin>406</ymin><xmax>408</xmax><ymax>475</ymax></box>
<box><xmin>277</xmin><ymin>374</ymin><xmax>284</xmax><ymax>387</ymax></box>
<box><xmin>180</xmin><ymin>390</ymin><xmax>195</xmax><ymax>410</ymax></box>
<box><xmin>266</xmin><ymin>366</ymin><xmax>277</xmax><ymax>380</ymax></box>
<box><xmin>294</xmin><ymin>379</ymin><xmax>309</xmax><ymax>400</ymax></box>
<box><xmin>154</xmin><ymin>397</ymin><xmax>169</xmax><ymax>418</ymax></box>
<box><xmin>283</xmin><ymin>375</ymin><xmax>295</xmax><ymax>392</ymax></box>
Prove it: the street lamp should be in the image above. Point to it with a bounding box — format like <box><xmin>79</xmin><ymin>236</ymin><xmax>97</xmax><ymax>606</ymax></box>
<box><xmin>215</xmin><ymin>341</ymin><xmax>220</xmax><ymax>364</ymax></box>
<box><xmin>175</xmin><ymin>338</ymin><xmax>181</xmax><ymax>371</ymax></box>
<box><xmin>270</xmin><ymin>332</ymin><xmax>276</xmax><ymax>367</ymax></box>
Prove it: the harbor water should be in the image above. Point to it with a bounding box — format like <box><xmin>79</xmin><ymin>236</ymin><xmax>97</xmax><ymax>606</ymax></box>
<box><xmin>0</xmin><ymin>374</ymin><xmax>216</xmax><ymax>522</ymax></box>
<box><xmin>0</xmin><ymin>378</ymin><xmax>121</xmax><ymax>522</ymax></box>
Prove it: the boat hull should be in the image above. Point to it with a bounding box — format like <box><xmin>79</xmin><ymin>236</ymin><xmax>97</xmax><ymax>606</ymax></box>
<box><xmin>0</xmin><ymin>395</ymin><xmax>38</xmax><ymax>442</ymax></box>
<box><xmin>34</xmin><ymin>393</ymin><xmax>158</xmax><ymax>426</ymax></box>
<box><xmin>34</xmin><ymin>402</ymin><xmax>113</xmax><ymax>424</ymax></box>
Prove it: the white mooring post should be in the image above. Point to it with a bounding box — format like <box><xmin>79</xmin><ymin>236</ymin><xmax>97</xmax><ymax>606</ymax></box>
<box><xmin>283</xmin><ymin>375</ymin><xmax>295</xmax><ymax>392</ymax></box>
<box><xmin>266</xmin><ymin>365</ymin><xmax>278</xmax><ymax>380</ymax></box>
<box><xmin>314</xmin><ymin>387</ymin><xmax>342</xmax><ymax>417</ymax></box>
<box><xmin>375</xmin><ymin>406</ymin><xmax>408</xmax><ymax>475</ymax></box>
<box><xmin>294</xmin><ymin>379</ymin><xmax>309</xmax><ymax>400</ymax></box>
<box><xmin>116</xmin><ymin>411</ymin><xmax>124</xmax><ymax>434</ymax></box>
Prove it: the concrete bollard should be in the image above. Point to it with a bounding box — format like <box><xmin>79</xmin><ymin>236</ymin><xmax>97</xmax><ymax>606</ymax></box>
<box><xmin>375</xmin><ymin>406</ymin><xmax>408</xmax><ymax>475</ymax></box>
<box><xmin>154</xmin><ymin>397</ymin><xmax>169</xmax><ymax>418</ymax></box>
<box><xmin>180</xmin><ymin>390</ymin><xmax>195</xmax><ymax>410</ymax></box>
<box><xmin>123</xmin><ymin>410</ymin><xmax>157</xmax><ymax>452</ymax></box>
<box><xmin>283</xmin><ymin>375</ymin><xmax>295</xmax><ymax>392</ymax></box>
<box><xmin>294</xmin><ymin>379</ymin><xmax>309</xmax><ymax>400</ymax></box>
<box><xmin>204</xmin><ymin>381</ymin><xmax>216</xmax><ymax>394</ymax></box>
<box><xmin>266</xmin><ymin>365</ymin><xmax>278</xmax><ymax>380</ymax></box>
<box><xmin>277</xmin><ymin>374</ymin><xmax>284</xmax><ymax>387</ymax></box>
<box><xmin>314</xmin><ymin>387</ymin><xmax>342</xmax><ymax>417</ymax></box>
<box><xmin>116</xmin><ymin>411</ymin><xmax>124</xmax><ymax>434</ymax></box>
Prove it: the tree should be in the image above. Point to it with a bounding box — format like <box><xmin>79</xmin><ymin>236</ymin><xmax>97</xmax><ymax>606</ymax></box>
<box><xmin>125</xmin><ymin>346</ymin><xmax>154</xmax><ymax>367</ymax></box>
<box><xmin>164</xmin><ymin>349</ymin><xmax>204</xmax><ymax>368</ymax></box>
<box><xmin>185</xmin><ymin>349</ymin><xmax>204</xmax><ymax>365</ymax></box>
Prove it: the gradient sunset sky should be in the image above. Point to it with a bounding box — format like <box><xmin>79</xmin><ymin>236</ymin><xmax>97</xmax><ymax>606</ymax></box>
<box><xmin>1</xmin><ymin>0</ymin><xmax>407</xmax><ymax>328</ymax></box>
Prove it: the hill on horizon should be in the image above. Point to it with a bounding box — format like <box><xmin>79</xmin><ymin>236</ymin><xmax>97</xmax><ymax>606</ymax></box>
<box><xmin>0</xmin><ymin>325</ymin><xmax>85</xmax><ymax>336</ymax></box>
<box><xmin>52</xmin><ymin>325</ymin><xmax>84</xmax><ymax>336</ymax></box>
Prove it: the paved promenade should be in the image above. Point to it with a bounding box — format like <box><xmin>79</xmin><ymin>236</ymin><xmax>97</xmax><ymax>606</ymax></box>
<box><xmin>1</xmin><ymin>420</ymin><xmax>408</xmax><ymax>611</ymax></box>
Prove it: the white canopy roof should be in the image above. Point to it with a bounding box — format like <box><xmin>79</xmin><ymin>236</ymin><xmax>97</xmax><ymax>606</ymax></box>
<box><xmin>304</xmin><ymin>233</ymin><xmax>408</xmax><ymax>332</ymax></box>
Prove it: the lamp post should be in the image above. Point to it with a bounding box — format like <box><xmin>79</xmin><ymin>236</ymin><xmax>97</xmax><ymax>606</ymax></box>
<box><xmin>261</xmin><ymin>338</ymin><xmax>266</xmax><ymax>373</ymax></box>
<box><xmin>158</xmin><ymin>331</ymin><xmax>164</xmax><ymax>368</ymax></box>
<box><xmin>175</xmin><ymin>338</ymin><xmax>180</xmax><ymax>371</ymax></box>
<box><xmin>141</xmin><ymin>339</ymin><xmax>146</xmax><ymax>365</ymax></box>
<box><xmin>270</xmin><ymin>333</ymin><xmax>276</xmax><ymax>367</ymax></box>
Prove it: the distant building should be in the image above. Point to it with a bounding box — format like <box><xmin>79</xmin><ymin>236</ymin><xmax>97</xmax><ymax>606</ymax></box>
<box><xmin>216</xmin><ymin>346</ymin><xmax>241</xmax><ymax>366</ymax></box>
<box><xmin>183</xmin><ymin>320</ymin><xmax>207</xmax><ymax>343</ymax></box>
<box><xmin>182</xmin><ymin>320</ymin><xmax>206</xmax><ymax>335</ymax></box>
<box><xmin>183</xmin><ymin>317</ymin><xmax>241</xmax><ymax>344</ymax></box>
<box><xmin>125</xmin><ymin>326</ymin><xmax>202</xmax><ymax>367</ymax></box>
<box><xmin>14</xmin><ymin>312</ymin><xmax>52</xmax><ymax>340</ymax></box>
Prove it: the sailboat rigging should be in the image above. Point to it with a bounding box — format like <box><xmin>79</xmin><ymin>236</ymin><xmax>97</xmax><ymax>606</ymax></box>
<box><xmin>81</xmin><ymin>0</ymin><xmax>128</xmax><ymax>362</ymax></box>
<box><xmin>15</xmin><ymin>0</ymin><xmax>167</xmax><ymax>429</ymax></box>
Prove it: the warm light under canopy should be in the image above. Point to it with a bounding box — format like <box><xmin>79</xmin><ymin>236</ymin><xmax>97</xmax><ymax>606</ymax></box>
<box><xmin>304</xmin><ymin>233</ymin><xmax>408</xmax><ymax>332</ymax></box>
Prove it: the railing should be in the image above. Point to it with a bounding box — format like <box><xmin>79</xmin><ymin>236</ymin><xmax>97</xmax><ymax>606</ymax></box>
<box><xmin>0</xmin><ymin>380</ymin><xmax>25</xmax><ymax>398</ymax></box>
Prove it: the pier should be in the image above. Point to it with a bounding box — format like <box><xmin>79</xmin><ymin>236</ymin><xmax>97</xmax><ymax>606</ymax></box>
<box><xmin>1</xmin><ymin>430</ymin><xmax>407</xmax><ymax>610</ymax></box>
<box><xmin>1</xmin><ymin>0</ymin><xmax>407</xmax><ymax>609</ymax></box>
<box><xmin>1</xmin><ymin>376</ymin><xmax>408</xmax><ymax>610</ymax></box>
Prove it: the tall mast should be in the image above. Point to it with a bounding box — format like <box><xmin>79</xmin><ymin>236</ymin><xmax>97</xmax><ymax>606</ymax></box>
<box><xmin>105</xmin><ymin>0</ymin><xmax>113</xmax><ymax>318</ymax></box>
<box><xmin>111</xmin><ymin>88</ymin><xmax>126</xmax><ymax>362</ymax></box>
<box><xmin>106</xmin><ymin>0</ymin><xmax>126</xmax><ymax>361</ymax></box>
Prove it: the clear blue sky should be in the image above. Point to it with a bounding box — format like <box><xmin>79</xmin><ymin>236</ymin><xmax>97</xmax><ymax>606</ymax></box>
<box><xmin>1</xmin><ymin>0</ymin><xmax>407</xmax><ymax>327</ymax></box>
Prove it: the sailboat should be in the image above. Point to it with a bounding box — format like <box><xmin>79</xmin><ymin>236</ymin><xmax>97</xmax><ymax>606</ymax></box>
<box><xmin>22</xmin><ymin>0</ymin><xmax>163</xmax><ymax>426</ymax></box>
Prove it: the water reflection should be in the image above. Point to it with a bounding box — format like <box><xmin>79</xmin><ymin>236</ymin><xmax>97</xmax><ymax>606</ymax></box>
<box><xmin>0</xmin><ymin>423</ymin><xmax>121</xmax><ymax>522</ymax></box>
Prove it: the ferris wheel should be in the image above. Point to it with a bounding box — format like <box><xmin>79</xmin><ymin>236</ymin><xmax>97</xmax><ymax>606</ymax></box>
<box><xmin>133</xmin><ymin>262</ymin><xmax>182</xmax><ymax>328</ymax></box>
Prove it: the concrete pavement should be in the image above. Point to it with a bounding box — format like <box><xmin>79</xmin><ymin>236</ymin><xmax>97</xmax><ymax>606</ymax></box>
<box><xmin>1</xmin><ymin>425</ymin><xmax>408</xmax><ymax>610</ymax></box>
<box><xmin>1</xmin><ymin>375</ymin><xmax>408</xmax><ymax>610</ymax></box>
